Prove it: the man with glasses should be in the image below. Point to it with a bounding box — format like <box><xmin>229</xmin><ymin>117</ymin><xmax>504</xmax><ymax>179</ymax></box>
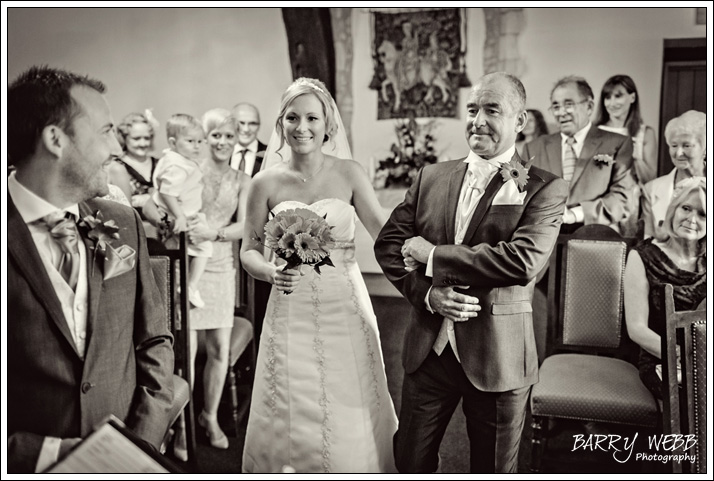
<box><xmin>522</xmin><ymin>76</ymin><xmax>635</xmax><ymax>234</ymax></box>
<box><xmin>522</xmin><ymin>76</ymin><xmax>636</xmax><ymax>369</ymax></box>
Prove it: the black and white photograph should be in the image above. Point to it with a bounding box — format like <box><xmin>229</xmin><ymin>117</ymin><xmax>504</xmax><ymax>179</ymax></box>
<box><xmin>3</xmin><ymin>3</ymin><xmax>710</xmax><ymax>476</ymax></box>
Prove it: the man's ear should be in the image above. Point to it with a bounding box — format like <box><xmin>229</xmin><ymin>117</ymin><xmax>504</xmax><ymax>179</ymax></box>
<box><xmin>40</xmin><ymin>125</ymin><xmax>68</xmax><ymax>159</ymax></box>
<box><xmin>515</xmin><ymin>110</ymin><xmax>528</xmax><ymax>133</ymax></box>
<box><xmin>167</xmin><ymin>137</ymin><xmax>177</xmax><ymax>149</ymax></box>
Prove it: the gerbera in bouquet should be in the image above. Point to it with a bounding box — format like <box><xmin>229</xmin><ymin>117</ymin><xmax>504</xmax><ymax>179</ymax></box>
<box><xmin>257</xmin><ymin>207</ymin><xmax>336</xmax><ymax>275</ymax></box>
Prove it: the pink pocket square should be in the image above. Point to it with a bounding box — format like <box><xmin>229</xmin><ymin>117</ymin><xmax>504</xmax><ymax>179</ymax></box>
<box><xmin>103</xmin><ymin>244</ymin><xmax>136</xmax><ymax>280</ymax></box>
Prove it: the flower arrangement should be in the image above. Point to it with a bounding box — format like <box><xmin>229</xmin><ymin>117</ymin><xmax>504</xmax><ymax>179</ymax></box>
<box><xmin>373</xmin><ymin>114</ymin><xmax>439</xmax><ymax>189</ymax></box>
<box><xmin>256</xmin><ymin>208</ymin><xmax>336</xmax><ymax>275</ymax></box>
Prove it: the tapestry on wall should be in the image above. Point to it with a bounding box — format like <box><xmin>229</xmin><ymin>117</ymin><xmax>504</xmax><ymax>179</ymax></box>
<box><xmin>369</xmin><ymin>8</ymin><xmax>470</xmax><ymax>119</ymax></box>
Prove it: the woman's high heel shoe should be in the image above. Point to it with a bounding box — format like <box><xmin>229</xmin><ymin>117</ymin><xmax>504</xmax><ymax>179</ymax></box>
<box><xmin>198</xmin><ymin>411</ymin><xmax>229</xmax><ymax>450</ymax></box>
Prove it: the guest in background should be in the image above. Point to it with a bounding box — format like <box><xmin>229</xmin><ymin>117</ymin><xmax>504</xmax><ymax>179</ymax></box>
<box><xmin>595</xmin><ymin>75</ymin><xmax>658</xmax><ymax>236</ymax></box>
<box><xmin>186</xmin><ymin>108</ymin><xmax>251</xmax><ymax>452</ymax></box>
<box><xmin>7</xmin><ymin>65</ymin><xmax>174</xmax><ymax>473</ymax></box>
<box><xmin>522</xmin><ymin>75</ymin><xmax>635</xmax><ymax>234</ymax></box>
<box><xmin>152</xmin><ymin>114</ymin><xmax>212</xmax><ymax>309</ymax></box>
<box><xmin>641</xmin><ymin>110</ymin><xmax>706</xmax><ymax>239</ymax></box>
<box><xmin>515</xmin><ymin>108</ymin><xmax>548</xmax><ymax>153</ymax></box>
<box><xmin>108</xmin><ymin>111</ymin><xmax>162</xmax><ymax>239</ymax></box>
<box><xmin>230</xmin><ymin>102</ymin><xmax>267</xmax><ymax>176</ymax></box>
<box><xmin>624</xmin><ymin>177</ymin><xmax>706</xmax><ymax>400</ymax></box>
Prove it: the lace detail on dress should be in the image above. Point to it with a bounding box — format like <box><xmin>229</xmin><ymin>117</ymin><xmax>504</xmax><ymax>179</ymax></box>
<box><xmin>310</xmin><ymin>275</ymin><xmax>332</xmax><ymax>473</ymax></box>
<box><xmin>341</xmin><ymin>251</ymin><xmax>381</xmax><ymax>409</ymax></box>
<box><xmin>265</xmin><ymin>292</ymin><xmax>283</xmax><ymax>415</ymax></box>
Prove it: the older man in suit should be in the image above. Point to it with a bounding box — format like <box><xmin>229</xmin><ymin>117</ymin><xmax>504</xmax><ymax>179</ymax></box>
<box><xmin>230</xmin><ymin>102</ymin><xmax>267</xmax><ymax>177</ymax></box>
<box><xmin>521</xmin><ymin>76</ymin><xmax>635</xmax><ymax>234</ymax></box>
<box><xmin>7</xmin><ymin>66</ymin><xmax>174</xmax><ymax>473</ymax></box>
<box><xmin>375</xmin><ymin>72</ymin><xmax>568</xmax><ymax>473</ymax></box>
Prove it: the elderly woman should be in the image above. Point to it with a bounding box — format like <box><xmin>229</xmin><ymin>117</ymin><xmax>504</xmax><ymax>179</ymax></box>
<box><xmin>108</xmin><ymin>111</ymin><xmax>162</xmax><ymax>239</ymax></box>
<box><xmin>641</xmin><ymin>110</ymin><xmax>705</xmax><ymax>238</ymax></box>
<box><xmin>624</xmin><ymin>177</ymin><xmax>706</xmax><ymax>400</ymax></box>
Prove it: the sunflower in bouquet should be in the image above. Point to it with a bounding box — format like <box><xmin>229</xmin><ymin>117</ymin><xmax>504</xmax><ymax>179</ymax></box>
<box><xmin>257</xmin><ymin>207</ymin><xmax>336</xmax><ymax>275</ymax></box>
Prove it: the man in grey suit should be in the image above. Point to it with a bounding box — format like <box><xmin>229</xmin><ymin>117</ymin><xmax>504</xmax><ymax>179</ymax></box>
<box><xmin>375</xmin><ymin>72</ymin><xmax>568</xmax><ymax>472</ymax></box>
<box><xmin>7</xmin><ymin>66</ymin><xmax>174</xmax><ymax>473</ymax></box>
<box><xmin>521</xmin><ymin>76</ymin><xmax>635</xmax><ymax>234</ymax></box>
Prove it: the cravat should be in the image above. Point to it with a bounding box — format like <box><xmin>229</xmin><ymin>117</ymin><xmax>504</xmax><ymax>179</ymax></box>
<box><xmin>562</xmin><ymin>136</ymin><xmax>577</xmax><ymax>182</ymax></box>
<box><xmin>39</xmin><ymin>211</ymin><xmax>80</xmax><ymax>290</ymax></box>
<box><xmin>435</xmin><ymin>161</ymin><xmax>491</xmax><ymax>358</ymax></box>
<box><xmin>237</xmin><ymin>149</ymin><xmax>247</xmax><ymax>173</ymax></box>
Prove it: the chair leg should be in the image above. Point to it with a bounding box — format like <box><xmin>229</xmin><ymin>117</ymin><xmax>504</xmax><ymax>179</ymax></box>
<box><xmin>228</xmin><ymin>367</ymin><xmax>239</xmax><ymax>437</ymax></box>
<box><xmin>530</xmin><ymin>415</ymin><xmax>547</xmax><ymax>473</ymax></box>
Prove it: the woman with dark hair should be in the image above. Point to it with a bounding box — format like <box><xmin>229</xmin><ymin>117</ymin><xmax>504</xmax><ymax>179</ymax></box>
<box><xmin>595</xmin><ymin>75</ymin><xmax>658</xmax><ymax>236</ymax></box>
<box><xmin>624</xmin><ymin>177</ymin><xmax>706</xmax><ymax>400</ymax></box>
<box><xmin>515</xmin><ymin>108</ymin><xmax>548</xmax><ymax>153</ymax></box>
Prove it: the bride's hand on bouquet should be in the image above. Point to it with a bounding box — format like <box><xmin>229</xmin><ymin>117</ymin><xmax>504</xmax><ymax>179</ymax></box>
<box><xmin>272</xmin><ymin>266</ymin><xmax>302</xmax><ymax>295</ymax></box>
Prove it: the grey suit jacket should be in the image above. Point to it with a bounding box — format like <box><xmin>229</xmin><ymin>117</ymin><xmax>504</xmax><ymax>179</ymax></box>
<box><xmin>7</xmin><ymin>196</ymin><xmax>174</xmax><ymax>473</ymax></box>
<box><xmin>521</xmin><ymin>127</ymin><xmax>635</xmax><ymax>229</ymax></box>
<box><xmin>375</xmin><ymin>152</ymin><xmax>568</xmax><ymax>392</ymax></box>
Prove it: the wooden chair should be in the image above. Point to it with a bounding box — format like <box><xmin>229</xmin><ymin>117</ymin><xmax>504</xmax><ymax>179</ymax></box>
<box><xmin>149</xmin><ymin>233</ymin><xmax>196</xmax><ymax>467</ymax></box>
<box><xmin>661</xmin><ymin>283</ymin><xmax>706</xmax><ymax>473</ymax></box>
<box><xmin>529</xmin><ymin>225</ymin><xmax>659</xmax><ymax>472</ymax></box>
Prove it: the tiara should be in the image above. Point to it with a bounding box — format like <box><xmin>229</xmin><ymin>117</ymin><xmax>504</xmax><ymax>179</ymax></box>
<box><xmin>294</xmin><ymin>78</ymin><xmax>324</xmax><ymax>94</ymax></box>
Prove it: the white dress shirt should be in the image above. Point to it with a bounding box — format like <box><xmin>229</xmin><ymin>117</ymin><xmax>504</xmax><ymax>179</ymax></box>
<box><xmin>560</xmin><ymin>122</ymin><xmax>591</xmax><ymax>223</ymax></box>
<box><xmin>230</xmin><ymin>139</ymin><xmax>259</xmax><ymax>176</ymax></box>
<box><xmin>8</xmin><ymin>172</ymin><xmax>90</xmax><ymax>471</ymax></box>
<box><xmin>424</xmin><ymin>146</ymin><xmax>515</xmax><ymax>362</ymax></box>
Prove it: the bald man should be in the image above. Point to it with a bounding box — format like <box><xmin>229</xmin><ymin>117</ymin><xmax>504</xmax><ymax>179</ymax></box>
<box><xmin>230</xmin><ymin>103</ymin><xmax>267</xmax><ymax>177</ymax></box>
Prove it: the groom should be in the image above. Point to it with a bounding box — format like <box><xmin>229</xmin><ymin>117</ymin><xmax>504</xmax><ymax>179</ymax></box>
<box><xmin>375</xmin><ymin>72</ymin><xmax>568</xmax><ymax>473</ymax></box>
<box><xmin>7</xmin><ymin>66</ymin><xmax>174</xmax><ymax>472</ymax></box>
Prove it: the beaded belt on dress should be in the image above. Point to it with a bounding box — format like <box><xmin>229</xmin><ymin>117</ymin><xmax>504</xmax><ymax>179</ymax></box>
<box><xmin>332</xmin><ymin>241</ymin><xmax>355</xmax><ymax>250</ymax></box>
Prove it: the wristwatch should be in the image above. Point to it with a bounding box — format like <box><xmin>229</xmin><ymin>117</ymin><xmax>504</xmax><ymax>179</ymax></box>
<box><xmin>216</xmin><ymin>228</ymin><xmax>226</xmax><ymax>242</ymax></box>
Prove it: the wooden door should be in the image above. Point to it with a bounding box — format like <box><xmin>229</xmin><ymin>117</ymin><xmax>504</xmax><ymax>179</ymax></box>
<box><xmin>658</xmin><ymin>38</ymin><xmax>706</xmax><ymax>176</ymax></box>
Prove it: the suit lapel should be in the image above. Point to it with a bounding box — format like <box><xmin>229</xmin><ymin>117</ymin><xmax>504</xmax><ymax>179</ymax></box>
<box><xmin>444</xmin><ymin>162</ymin><xmax>468</xmax><ymax>244</ymax></box>
<box><xmin>8</xmin><ymin>197</ymin><xmax>81</xmax><ymax>357</ymax></box>
<box><xmin>461</xmin><ymin>158</ymin><xmax>513</xmax><ymax>245</ymax></box>
<box><xmin>571</xmin><ymin>128</ymin><xmax>602</xmax><ymax>188</ymax></box>
<box><xmin>252</xmin><ymin>141</ymin><xmax>267</xmax><ymax>177</ymax></box>
<box><xmin>545</xmin><ymin>135</ymin><xmax>563</xmax><ymax>177</ymax></box>
<box><xmin>78</xmin><ymin>201</ymin><xmax>104</xmax><ymax>337</ymax></box>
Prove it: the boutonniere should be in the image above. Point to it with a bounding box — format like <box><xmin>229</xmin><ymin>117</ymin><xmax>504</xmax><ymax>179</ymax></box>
<box><xmin>593</xmin><ymin>153</ymin><xmax>616</xmax><ymax>167</ymax></box>
<box><xmin>79</xmin><ymin>210</ymin><xmax>136</xmax><ymax>279</ymax></box>
<box><xmin>499</xmin><ymin>157</ymin><xmax>530</xmax><ymax>191</ymax></box>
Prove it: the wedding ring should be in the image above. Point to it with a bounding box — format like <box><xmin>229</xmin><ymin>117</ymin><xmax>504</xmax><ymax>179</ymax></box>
<box><xmin>461</xmin><ymin>305</ymin><xmax>465</xmax><ymax>312</ymax></box>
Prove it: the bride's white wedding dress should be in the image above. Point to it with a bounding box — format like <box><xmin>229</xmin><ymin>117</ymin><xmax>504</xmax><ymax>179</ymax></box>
<box><xmin>242</xmin><ymin>198</ymin><xmax>398</xmax><ymax>473</ymax></box>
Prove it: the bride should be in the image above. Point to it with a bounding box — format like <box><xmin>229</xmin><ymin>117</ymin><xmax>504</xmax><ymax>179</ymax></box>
<box><xmin>240</xmin><ymin>77</ymin><xmax>398</xmax><ymax>473</ymax></box>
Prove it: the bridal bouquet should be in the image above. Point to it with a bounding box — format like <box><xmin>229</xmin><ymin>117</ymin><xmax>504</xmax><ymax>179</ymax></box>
<box><xmin>257</xmin><ymin>208</ymin><xmax>336</xmax><ymax>274</ymax></box>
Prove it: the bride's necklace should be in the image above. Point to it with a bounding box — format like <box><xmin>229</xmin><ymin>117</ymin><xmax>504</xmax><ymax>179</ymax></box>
<box><xmin>290</xmin><ymin>160</ymin><xmax>325</xmax><ymax>183</ymax></box>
